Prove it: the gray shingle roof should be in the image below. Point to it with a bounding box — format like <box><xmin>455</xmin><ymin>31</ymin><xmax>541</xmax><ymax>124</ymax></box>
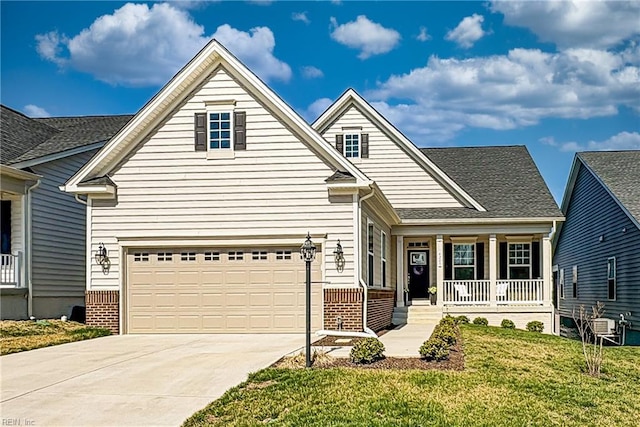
<box><xmin>578</xmin><ymin>151</ymin><xmax>640</xmax><ymax>223</ymax></box>
<box><xmin>1</xmin><ymin>105</ymin><xmax>132</xmax><ymax>165</ymax></box>
<box><xmin>397</xmin><ymin>146</ymin><xmax>563</xmax><ymax>220</ymax></box>
<box><xmin>325</xmin><ymin>170</ymin><xmax>356</xmax><ymax>182</ymax></box>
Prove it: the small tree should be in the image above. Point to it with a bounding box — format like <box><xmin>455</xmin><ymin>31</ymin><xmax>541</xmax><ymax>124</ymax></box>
<box><xmin>572</xmin><ymin>302</ymin><xmax>606</xmax><ymax>377</ymax></box>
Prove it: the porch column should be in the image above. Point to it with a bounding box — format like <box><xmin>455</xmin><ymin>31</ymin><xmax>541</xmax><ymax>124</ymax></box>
<box><xmin>489</xmin><ymin>234</ymin><xmax>497</xmax><ymax>307</ymax></box>
<box><xmin>396</xmin><ymin>236</ymin><xmax>404</xmax><ymax>307</ymax></box>
<box><xmin>542</xmin><ymin>236</ymin><xmax>552</xmax><ymax>306</ymax></box>
<box><xmin>436</xmin><ymin>235</ymin><xmax>444</xmax><ymax>307</ymax></box>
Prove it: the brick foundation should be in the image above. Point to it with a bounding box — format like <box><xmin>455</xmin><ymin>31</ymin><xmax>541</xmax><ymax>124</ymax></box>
<box><xmin>86</xmin><ymin>290</ymin><xmax>119</xmax><ymax>334</ymax></box>
<box><xmin>323</xmin><ymin>288</ymin><xmax>363</xmax><ymax>332</ymax></box>
<box><xmin>367</xmin><ymin>289</ymin><xmax>395</xmax><ymax>332</ymax></box>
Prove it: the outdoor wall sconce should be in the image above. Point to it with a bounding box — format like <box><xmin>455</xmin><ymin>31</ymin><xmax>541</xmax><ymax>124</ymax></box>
<box><xmin>333</xmin><ymin>239</ymin><xmax>345</xmax><ymax>273</ymax></box>
<box><xmin>95</xmin><ymin>242</ymin><xmax>111</xmax><ymax>274</ymax></box>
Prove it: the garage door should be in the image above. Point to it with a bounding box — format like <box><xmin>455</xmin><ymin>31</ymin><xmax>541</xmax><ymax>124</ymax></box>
<box><xmin>126</xmin><ymin>247</ymin><xmax>322</xmax><ymax>333</ymax></box>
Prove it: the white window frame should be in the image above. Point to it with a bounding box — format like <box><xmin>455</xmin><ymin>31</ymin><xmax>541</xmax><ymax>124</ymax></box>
<box><xmin>381</xmin><ymin>231</ymin><xmax>387</xmax><ymax>288</ymax></box>
<box><xmin>607</xmin><ymin>257</ymin><xmax>616</xmax><ymax>301</ymax></box>
<box><xmin>572</xmin><ymin>265</ymin><xmax>578</xmax><ymax>298</ymax></box>
<box><xmin>344</xmin><ymin>133</ymin><xmax>360</xmax><ymax>158</ymax></box>
<box><xmin>367</xmin><ymin>220</ymin><xmax>374</xmax><ymax>286</ymax></box>
<box><xmin>559</xmin><ymin>268</ymin><xmax>565</xmax><ymax>299</ymax></box>
<box><xmin>206</xmin><ymin>103</ymin><xmax>236</xmax><ymax>159</ymax></box>
<box><xmin>508</xmin><ymin>242</ymin><xmax>531</xmax><ymax>279</ymax></box>
<box><xmin>452</xmin><ymin>243</ymin><xmax>475</xmax><ymax>281</ymax></box>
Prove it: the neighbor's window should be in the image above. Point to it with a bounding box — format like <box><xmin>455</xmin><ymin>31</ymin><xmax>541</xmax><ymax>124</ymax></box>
<box><xmin>453</xmin><ymin>243</ymin><xmax>475</xmax><ymax>280</ymax></box>
<box><xmin>508</xmin><ymin>243</ymin><xmax>531</xmax><ymax>279</ymax></box>
<box><xmin>209</xmin><ymin>112</ymin><xmax>232</xmax><ymax>150</ymax></box>
<box><xmin>559</xmin><ymin>268</ymin><xmax>565</xmax><ymax>299</ymax></box>
<box><xmin>607</xmin><ymin>257</ymin><xmax>616</xmax><ymax>300</ymax></box>
<box><xmin>344</xmin><ymin>134</ymin><xmax>360</xmax><ymax>158</ymax></box>
<box><xmin>367</xmin><ymin>221</ymin><xmax>374</xmax><ymax>285</ymax></box>
<box><xmin>572</xmin><ymin>265</ymin><xmax>578</xmax><ymax>298</ymax></box>
<box><xmin>381</xmin><ymin>231</ymin><xmax>387</xmax><ymax>287</ymax></box>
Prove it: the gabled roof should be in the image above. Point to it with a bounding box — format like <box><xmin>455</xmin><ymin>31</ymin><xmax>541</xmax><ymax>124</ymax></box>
<box><xmin>396</xmin><ymin>146</ymin><xmax>563</xmax><ymax>221</ymax></box>
<box><xmin>312</xmin><ymin>89</ymin><xmax>485</xmax><ymax>212</ymax></box>
<box><xmin>64</xmin><ymin>40</ymin><xmax>371</xmax><ymax>193</ymax></box>
<box><xmin>562</xmin><ymin>151</ymin><xmax>640</xmax><ymax>229</ymax></box>
<box><xmin>0</xmin><ymin>105</ymin><xmax>132</xmax><ymax>167</ymax></box>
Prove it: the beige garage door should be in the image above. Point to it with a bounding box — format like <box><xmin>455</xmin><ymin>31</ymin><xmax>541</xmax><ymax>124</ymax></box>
<box><xmin>126</xmin><ymin>247</ymin><xmax>322</xmax><ymax>333</ymax></box>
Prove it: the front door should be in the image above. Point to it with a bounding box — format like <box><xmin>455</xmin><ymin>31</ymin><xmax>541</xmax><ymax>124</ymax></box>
<box><xmin>408</xmin><ymin>250</ymin><xmax>429</xmax><ymax>300</ymax></box>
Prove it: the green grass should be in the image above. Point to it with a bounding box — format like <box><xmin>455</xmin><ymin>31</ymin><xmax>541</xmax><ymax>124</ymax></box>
<box><xmin>184</xmin><ymin>325</ymin><xmax>640</xmax><ymax>427</ymax></box>
<box><xmin>0</xmin><ymin>319</ymin><xmax>111</xmax><ymax>355</ymax></box>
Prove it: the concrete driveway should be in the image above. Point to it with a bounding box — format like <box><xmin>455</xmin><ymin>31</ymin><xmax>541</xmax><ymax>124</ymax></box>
<box><xmin>1</xmin><ymin>334</ymin><xmax>305</xmax><ymax>427</ymax></box>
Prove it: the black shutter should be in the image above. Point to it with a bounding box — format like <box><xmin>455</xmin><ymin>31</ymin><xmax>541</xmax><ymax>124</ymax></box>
<box><xmin>361</xmin><ymin>133</ymin><xmax>369</xmax><ymax>158</ymax></box>
<box><xmin>335</xmin><ymin>134</ymin><xmax>344</xmax><ymax>154</ymax></box>
<box><xmin>476</xmin><ymin>242</ymin><xmax>484</xmax><ymax>280</ymax></box>
<box><xmin>444</xmin><ymin>243</ymin><xmax>452</xmax><ymax>280</ymax></box>
<box><xmin>234</xmin><ymin>111</ymin><xmax>246</xmax><ymax>151</ymax></box>
<box><xmin>194</xmin><ymin>113</ymin><xmax>206</xmax><ymax>152</ymax></box>
<box><xmin>499</xmin><ymin>242</ymin><xmax>508</xmax><ymax>279</ymax></box>
<box><xmin>532</xmin><ymin>241</ymin><xmax>540</xmax><ymax>279</ymax></box>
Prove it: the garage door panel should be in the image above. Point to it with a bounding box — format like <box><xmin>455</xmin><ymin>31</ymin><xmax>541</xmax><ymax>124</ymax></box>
<box><xmin>127</xmin><ymin>247</ymin><xmax>322</xmax><ymax>333</ymax></box>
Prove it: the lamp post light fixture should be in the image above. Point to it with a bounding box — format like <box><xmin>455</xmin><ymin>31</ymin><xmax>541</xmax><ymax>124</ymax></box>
<box><xmin>300</xmin><ymin>232</ymin><xmax>317</xmax><ymax>368</ymax></box>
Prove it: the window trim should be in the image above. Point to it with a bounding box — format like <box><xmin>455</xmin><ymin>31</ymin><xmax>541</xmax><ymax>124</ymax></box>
<box><xmin>367</xmin><ymin>220</ymin><xmax>374</xmax><ymax>286</ymax></box>
<box><xmin>507</xmin><ymin>242</ymin><xmax>532</xmax><ymax>279</ymax></box>
<box><xmin>572</xmin><ymin>265</ymin><xmax>578</xmax><ymax>299</ymax></box>
<box><xmin>559</xmin><ymin>268</ymin><xmax>565</xmax><ymax>299</ymax></box>
<box><xmin>452</xmin><ymin>242</ymin><xmax>475</xmax><ymax>281</ymax></box>
<box><xmin>607</xmin><ymin>257</ymin><xmax>616</xmax><ymax>301</ymax></box>
<box><xmin>344</xmin><ymin>133</ymin><xmax>360</xmax><ymax>158</ymax></box>
<box><xmin>381</xmin><ymin>231</ymin><xmax>387</xmax><ymax>288</ymax></box>
<box><xmin>206</xmin><ymin>104</ymin><xmax>236</xmax><ymax>159</ymax></box>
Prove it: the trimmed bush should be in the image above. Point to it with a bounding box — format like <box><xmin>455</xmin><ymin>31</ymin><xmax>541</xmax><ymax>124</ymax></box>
<box><xmin>419</xmin><ymin>338</ymin><xmax>449</xmax><ymax>361</ymax></box>
<box><xmin>433</xmin><ymin>325</ymin><xmax>457</xmax><ymax>346</ymax></box>
<box><xmin>526</xmin><ymin>321</ymin><xmax>544</xmax><ymax>333</ymax></box>
<box><xmin>501</xmin><ymin>319</ymin><xmax>516</xmax><ymax>329</ymax></box>
<box><xmin>441</xmin><ymin>315</ymin><xmax>457</xmax><ymax>326</ymax></box>
<box><xmin>472</xmin><ymin>317</ymin><xmax>489</xmax><ymax>326</ymax></box>
<box><xmin>455</xmin><ymin>315</ymin><xmax>470</xmax><ymax>324</ymax></box>
<box><xmin>350</xmin><ymin>337</ymin><xmax>385</xmax><ymax>364</ymax></box>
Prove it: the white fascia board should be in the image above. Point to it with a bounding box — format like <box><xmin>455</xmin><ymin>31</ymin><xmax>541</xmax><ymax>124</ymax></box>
<box><xmin>313</xmin><ymin>89</ymin><xmax>485</xmax><ymax>211</ymax></box>
<box><xmin>64</xmin><ymin>184</ymin><xmax>116</xmax><ymax>198</ymax></box>
<box><xmin>66</xmin><ymin>40</ymin><xmax>370</xmax><ymax>189</ymax></box>
<box><xmin>0</xmin><ymin>165</ymin><xmax>41</xmax><ymax>181</ymax></box>
<box><xmin>9</xmin><ymin>141</ymin><xmax>106</xmax><ymax>170</ymax></box>
<box><xmin>400</xmin><ymin>217</ymin><xmax>565</xmax><ymax>225</ymax></box>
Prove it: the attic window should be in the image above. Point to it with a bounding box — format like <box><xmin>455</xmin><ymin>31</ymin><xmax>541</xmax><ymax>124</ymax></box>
<box><xmin>209</xmin><ymin>112</ymin><xmax>231</xmax><ymax>150</ymax></box>
<box><xmin>194</xmin><ymin>109</ymin><xmax>245</xmax><ymax>154</ymax></box>
<box><xmin>344</xmin><ymin>134</ymin><xmax>359</xmax><ymax>158</ymax></box>
<box><xmin>335</xmin><ymin>133</ymin><xmax>369</xmax><ymax>158</ymax></box>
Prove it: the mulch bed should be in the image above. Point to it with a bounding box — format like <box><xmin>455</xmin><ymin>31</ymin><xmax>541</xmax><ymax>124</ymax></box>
<box><xmin>312</xmin><ymin>324</ymin><xmax>397</xmax><ymax>347</ymax></box>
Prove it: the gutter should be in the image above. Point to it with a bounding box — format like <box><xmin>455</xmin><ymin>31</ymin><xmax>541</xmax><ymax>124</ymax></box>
<box><xmin>25</xmin><ymin>178</ymin><xmax>42</xmax><ymax>317</ymax></box>
<box><xmin>357</xmin><ymin>187</ymin><xmax>378</xmax><ymax>337</ymax></box>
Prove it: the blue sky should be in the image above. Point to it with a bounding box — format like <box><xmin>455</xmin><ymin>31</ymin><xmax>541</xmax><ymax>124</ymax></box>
<box><xmin>2</xmin><ymin>1</ymin><xmax>639</xmax><ymax>203</ymax></box>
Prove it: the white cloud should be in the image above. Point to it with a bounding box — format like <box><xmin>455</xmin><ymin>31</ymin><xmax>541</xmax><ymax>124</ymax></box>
<box><xmin>305</xmin><ymin>97</ymin><xmax>333</xmax><ymax>122</ymax></box>
<box><xmin>292</xmin><ymin>11</ymin><xmax>310</xmax><ymax>25</ymax></box>
<box><xmin>366</xmin><ymin>47</ymin><xmax>640</xmax><ymax>141</ymax></box>
<box><xmin>330</xmin><ymin>15</ymin><xmax>401</xmax><ymax>59</ymax></box>
<box><xmin>331</xmin><ymin>0</ymin><xmax>342</xmax><ymax>5</ymax></box>
<box><xmin>445</xmin><ymin>14</ymin><xmax>486</xmax><ymax>48</ymax></box>
<box><xmin>542</xmin><ymin>132</ymin><xmax>640</xmax><ymax>152</ymax></box>
<box><xmin>491</xmin><ymin>0</ymin><xmax>640</xmax><ymax>49</ymax></box>
<box><xmin>301</xmin><ymin>66</ymin><xmax>323</xmax><ymax>79</ymax></box>
<box><xmin>23</xmin><ymin>104</ymin><xmax>51</xmax><ymax>118</ymax></box>
<box><xmin>35</xmin><ymin>2</ymin><xmax>291</xmax><ymax>86</ymax></box>
<box><xmin>247</xmin><ymin>0</ymin><xmax>272</xmax><ymax>5</ymax></box>
<box><xmin>416</xmin><ymin>26</ymin><xmax>431</xmax><ymax>42</ymax></box>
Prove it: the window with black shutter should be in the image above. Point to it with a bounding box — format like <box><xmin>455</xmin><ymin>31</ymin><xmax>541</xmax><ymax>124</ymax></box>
<box><xmin>194</xmin><ymin>109</ymin><xmax>246</xmax><ymax>152</ymax></box>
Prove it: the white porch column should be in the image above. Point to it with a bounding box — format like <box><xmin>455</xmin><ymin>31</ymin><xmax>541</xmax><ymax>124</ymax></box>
<box><xmin>436</xmin><ymin>235</ymin><xmax>444</xmax><ymax>307</ymax></box>
<box><xmin>542</xmin><ymin>236</ymin><xmax>552</xmax><ymax>306</ymax></box>
<box><xmin>489</xmin><ymin>234</ymin><xmax>497</xmax><ymax>307</ymax></box>
<box><xmin>396</xmin><ymin>236</ymin><xmax>404</xmax><ymax>307</ymax></box>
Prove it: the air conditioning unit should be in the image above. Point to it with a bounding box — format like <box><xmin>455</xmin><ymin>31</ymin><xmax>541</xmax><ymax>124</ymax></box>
<box><xmin>593</xmin><ymin>318</ymin><xmax>616</xmax><ymax>336</ymax></box>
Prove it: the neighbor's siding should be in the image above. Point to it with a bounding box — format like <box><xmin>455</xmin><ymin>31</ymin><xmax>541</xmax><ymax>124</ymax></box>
<box><xmin>321</xmin><ymin>106</ymin><xmax>462</xmax><ymax>209</ymax></box>
<box><xmin>30</xmin><ymin>150</ymin><xmax>96</xmax><ymax>298</ymax></box>
<box><xmin>554</xmin><ymin>163</ymin><xmax>640</xmax><ymax>329</ymax></box>
<box><xmin>89</xmin><ymin>69</ymin><xmax>355</xmax><ymax>290</ymax></box>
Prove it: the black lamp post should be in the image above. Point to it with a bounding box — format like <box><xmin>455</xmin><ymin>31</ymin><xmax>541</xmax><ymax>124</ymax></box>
<box><xmin>300</xmin><ymin>232</ymin><xmax>317</xmax><ymax>368</ymax></box>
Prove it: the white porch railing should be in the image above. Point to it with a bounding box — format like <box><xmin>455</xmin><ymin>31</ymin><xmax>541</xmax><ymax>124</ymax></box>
<box><xmin>497</xmin><ymin>279</ymin><xmax>543</xmax><ymax>304</ymax></box>
<box><xmin>443</xmin><ymin>280</ymin><xmax>490</xmax><ymax>304</ymax></box>
<box><xmin>443</xmin><ymin>279</ymin><xmax>544</xmax><ymax>305</ymax></box>
<box><xmin>1</xmin><ymin>253</ymin><xmax>22</xmax><ymax>287</ymax></box>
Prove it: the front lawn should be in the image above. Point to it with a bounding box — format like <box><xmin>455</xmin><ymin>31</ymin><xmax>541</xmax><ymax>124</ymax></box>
<box><xmin>0</xmin><ymin>319</ymin><xmax>111</xmax><ymax>355</ymax></box>
<box><xmin>184</xmin><ymin>325</ymin><xmax>640</xmax><ymax>426</ymax></box>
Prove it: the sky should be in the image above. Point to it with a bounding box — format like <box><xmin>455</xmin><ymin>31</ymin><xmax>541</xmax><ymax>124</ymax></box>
<box><xmin>1</xmin><ymin>0</ymin><xmax>639</xmax><ymax>203</ymax></box>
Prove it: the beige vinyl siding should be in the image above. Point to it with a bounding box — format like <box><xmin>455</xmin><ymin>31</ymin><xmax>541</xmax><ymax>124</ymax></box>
<box><xmin>321</xmin><ymin>106</ymin><xmax>462</xmax><ymax>209</ymax></box>
<box><xmin>30</xmin><ymin>150</ymin><xmax>96</xmax><ymax>297</ymax></box>
<box><xmin>361</xmin><ymin>203</ymin><xmax>391</xmax><ymax>288</ymax></box>
<box><xmin>90</xmin><ymin>69</ymin><xmax>355</xmax><ymax>290</ymax></box>
<box><xmin>9</xmin><ymin>195</ymin><xmax>23</xmax><ymax>254</ymax></box>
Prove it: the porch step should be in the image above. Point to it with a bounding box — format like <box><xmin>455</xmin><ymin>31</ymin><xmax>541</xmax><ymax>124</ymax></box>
<box><xmin>393</xmin><ymin>305</ymin><xmax>443</xmax><ymax>325</ymax></box>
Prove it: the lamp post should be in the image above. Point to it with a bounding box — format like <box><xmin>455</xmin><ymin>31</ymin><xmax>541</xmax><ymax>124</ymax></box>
<box><xmin>300</xmin><ymin>232</ymin><xmax>316</xmax><ymax>368</ymax></box>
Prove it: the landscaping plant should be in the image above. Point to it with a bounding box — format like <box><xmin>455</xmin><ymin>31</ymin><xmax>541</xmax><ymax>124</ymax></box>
<box><xmin>349</xmin><ymin>337</ymin><xmax>385</xmax><ymax>364</ymax></box>
<box><xmin>455</xmin><ymin>315</ymin><xmax>470</xmax><ymax>324</ymax></box>
<box><xmin>526</xmin><ymin>321</ymin><xmax>544</xmax><ymax>333</ymax></box>
<box><xmin>501</xmin><ymin>319</ymin><xmax>516</xmax><ymax>329</ymax></box>
<box><xmin>572</xmin><ymin>302</ymin><xmax>606</xmax><ymax>377</ymax></box>
<box><xmin>472</xmin><ymin>317</ymin><xmax>489</xmax><ymax>326</ymax></box>
<box><xmin>419</xmin><ymin>337</ymin><xmax>449</xmax><ymax>361</ymax></box>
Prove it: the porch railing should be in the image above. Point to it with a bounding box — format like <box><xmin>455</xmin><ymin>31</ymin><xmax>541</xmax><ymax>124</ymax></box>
<box><xmin>1</xmin><ymin>253</ymin><xmax>22</xmax><ymax>287</ymax></box>
<box><xmin>443</xmin><ymin>279</ymin><xmax>543</xmax><ymax>305</ymax></box>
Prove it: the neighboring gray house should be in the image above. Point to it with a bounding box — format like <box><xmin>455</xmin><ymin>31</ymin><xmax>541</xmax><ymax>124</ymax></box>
<box><xmin>1</xmin><ymin>105</ymin><xmax>131</xmax><ymax>319</ymax></box>
<box><xmin>554</xmin><ymin>151</ymin><xmax>640</xmax><ymax>345</ymax></box>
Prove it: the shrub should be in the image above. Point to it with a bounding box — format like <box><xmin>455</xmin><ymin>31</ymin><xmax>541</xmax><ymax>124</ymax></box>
<box><xmin>349</xmin><ymin>337</ymin><xmax>385</xmax><ymax>364</ymax></box>
<box><xmin>526</xmin><ymin>321</ymin><xmax>544</xmax><ymax>333</ymax></box>
<box><xmin>455</xmin><ymin>315</ymin><xmax>470</xmax><ymax>324</ymax></box>
<box><xmin>419</xmin><ymin>338</ymin><xmax>449</xmax><ymax>361</ymax></box>
<box><xmin>473</xmin><ymin>317</ymin><xmax>489</xmax><ymax>326</ymax></box>
<box><xmin>441</xmin><ymin>315</ymin><xmax>457</xmax><ymax>326</ymax></box>
<box><xmin>433</xmin><ymin>325</ymin><xmax>457</xmax><ymax>346</ymax></box>
<box><xmin>501</xmin><ymin>319</ymin><xmax>516</xmax><ymax>329</ymax></box>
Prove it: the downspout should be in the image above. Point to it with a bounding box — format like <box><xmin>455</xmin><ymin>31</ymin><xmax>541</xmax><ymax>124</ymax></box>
<box><xmin>25</xmin><ymin>178</ymin><xmax>41</xmax><ymax>318</ymax></box>
<box><xmin>358</xmin><ymin>186</ymin><xmax>377</xmax><ymax>337</ymax></box>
